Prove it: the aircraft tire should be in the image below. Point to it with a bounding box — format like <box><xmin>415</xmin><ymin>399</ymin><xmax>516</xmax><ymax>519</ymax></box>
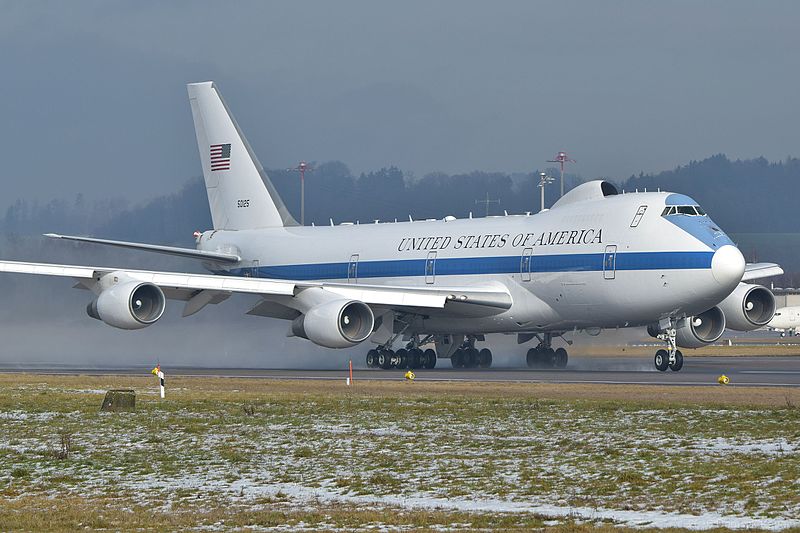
<box><xmin>465</xmin><ymin>348</ymin><xmax>479</xmax><ymax>368</ymax></box>
<box><xmin>366</xmin><ymin>349</ymin><xmax>378</xmax><ymax>368</ymax></box>
<box><xmin>478</xmin><ymin>348</ymin><xmax>492</xmax><ymax>368</ymax></box>
<box><xmin>423</xmin><ymin>349</ymin><xmax>437</xmax><ymax>369</ymax></box>
<box><xmin>526</xmin><ymin>348</ymin><xmax>538</xmax><ymax>368</ymax></box>
<box><xmin>654</xmin><ymin>349</ymin><xmax>669</xmax><ymax>372</ymax></box>
<box><xmin>379</xmin><ymin>350</ymin><xmax>394</xmax><ymax>370</ymax></box>
<box><xmin>554</xmin><ymin>347</ymin><xmax>568</xmax><ymax>369</ymax></box>
<box><xmin>410</xmin><ymin>348</ymin><xmax>424</xmax><ymax>369</ymax></box>
<box><xmin>451</xmin><ymin>349</ymin><xmax>464</xmax><ymax>368</ymax></box>
<box><xmin>544</xmin><ymin>348</ymin><xmax>556</xmax><ymax>368</ymax></box>
<box><xmin>669</xmin><ymin>350</ymin><xmax>684</xmax><ymax>372</ymax></box>
<box><xmin>395</xmin><ymin>349</ymin><xmax>409</xmax><ymax>369</ymax></box>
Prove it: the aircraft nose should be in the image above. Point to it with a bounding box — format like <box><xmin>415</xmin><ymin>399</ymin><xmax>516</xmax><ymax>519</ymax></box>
<box><xmin>711</xmin><ymin>245</ymin><xmax>745</xmax><ymax>287</ymax></box>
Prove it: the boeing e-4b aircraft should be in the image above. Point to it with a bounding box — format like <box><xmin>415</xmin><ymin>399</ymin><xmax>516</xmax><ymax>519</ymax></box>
<box><xmin>0</xmin><ymin>82</ymin><xmax>784</xmax><ymax>372</ymax></box>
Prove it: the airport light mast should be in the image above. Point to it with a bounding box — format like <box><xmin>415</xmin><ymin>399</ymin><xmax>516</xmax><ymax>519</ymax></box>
<box><xmin>538</xmin><ymin>172</ymin><xmax>555</xmax><ymax>212</ymax></box>
<box><xmin>547</xmin><ymin>151</ymin><xmax>576</xmax><ymax>198</ymax></box>
<box><xmin>288</xmin><ymin>161</ymin><xmax>314</xmax><ymax>225</ymax></box>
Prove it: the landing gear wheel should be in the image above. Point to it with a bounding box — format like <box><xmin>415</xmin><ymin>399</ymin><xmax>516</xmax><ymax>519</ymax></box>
<box><xmin>378</xmin><ymin>350</ymin><xmax>394</xmax><ymax>370</ymax></box>
<box><xmin>423</xmin><ymin>349</ymin><xmax>437</xmax><ymax>369</ymax></box>
<box><xmin>554</xmin><ymin>347</ymin><xmax>568</xmax><ymax>369</ymax></box>
<box><xmin>366</xmin><ymin>349</ymin><xmax>378</xmax><ymax>368</ymax></box>
<box><xmin>669</xmin><ymin>350</ymin><xmax>684</xmax><ymax>372</ymax></box>
<box><xmin>451</xmin><ymin>349</ymin><xmax>464</xmax><ymax>368</ymax></box>
<box><xmin>409</xmin><ymin>348</ymin><xmax>423</xmax><ymax>369</ymax></box>
<box><xmin>526</xmin><ymin>348</ymin><xmax>538</xmax><ymax>368</ymax></box>
<box><xmin>544</xmin><ymin>348</ymin><xmax>556</xmax><ymax>368</ymax></box>
<box><xmin>478</xmin><ymin>348</ymin><xmax>493</xmax><ymax>368</ymax></box>
<box><xmin>464</xmin><ymin>347</ymin><xmax>479</xmax><ymax>368</ymax></box>
<box><xmin>654</xmin><ymin>349</ymin><xmax>669</xmax><ymax>372</ymax></box>
<box><xmin>395</xmin><ymin>349</ymin><xmax>409</xmax><ymax>369</ymax></box>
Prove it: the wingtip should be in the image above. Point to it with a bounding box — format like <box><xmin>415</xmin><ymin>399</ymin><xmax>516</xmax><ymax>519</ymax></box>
<box><xmin>43</xmin><ymin>233</ymin><xmax>61</xmax><ymax>239</ymax></box>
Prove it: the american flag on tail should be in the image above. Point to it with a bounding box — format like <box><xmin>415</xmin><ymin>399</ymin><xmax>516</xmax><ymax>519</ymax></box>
<box><xmin>210</xmin><ymin>143</ymin><xmax>231</xmax><ymax>171</ymax></box>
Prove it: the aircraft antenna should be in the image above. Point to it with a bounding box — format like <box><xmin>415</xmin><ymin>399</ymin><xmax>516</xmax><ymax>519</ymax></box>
<box><xmin>547</xmin><ymin>151</ymin><xmax>576</xmax><ymax>198</ymax></box>
<box><xmin>538</xmin><ymin>172</ymin><xmax>556</xmax><ymax>212</ymax></box>
<box><xmin>475</xmin><ymin>192</ymin><xmax>500</xmax><ymax>217</ymax></box>
<box><xmin>288</xmin><ymin>161</ymin><xmax>315</xmax><ymax>225</ymax></box>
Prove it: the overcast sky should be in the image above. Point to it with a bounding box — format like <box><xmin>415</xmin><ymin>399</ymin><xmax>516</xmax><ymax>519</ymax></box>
<box><xmin>1</xmin><ymin>1</ymin><xmax>798</xmax><ymax>209</ymax></box>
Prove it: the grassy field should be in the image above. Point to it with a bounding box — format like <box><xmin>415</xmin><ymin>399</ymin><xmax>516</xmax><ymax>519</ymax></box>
<box><xmin>1</xmin><ymin>374</ymin><xmax>799</xmax><ymax>532</ymax></box>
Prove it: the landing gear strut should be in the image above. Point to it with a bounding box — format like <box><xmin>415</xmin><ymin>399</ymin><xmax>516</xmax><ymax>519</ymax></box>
<box><xmin>654</xmin><ymin>324</ymin><xmax>683</xmax><ymax>372</ymax></box>
<box><xmin>525</xmin><ymin>333</ymin><xmax>568</xmax><ymax>369</ymax></box>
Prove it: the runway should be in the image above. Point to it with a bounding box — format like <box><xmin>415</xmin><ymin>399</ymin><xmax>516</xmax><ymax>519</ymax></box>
<box><xmin>3</xmin><ymin>355</ymin><xmax>800</xmax><ymax>387</ymax></box>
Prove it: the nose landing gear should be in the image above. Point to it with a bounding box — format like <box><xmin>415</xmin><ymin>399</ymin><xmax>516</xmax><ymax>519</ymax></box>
<box><xmin>653</xmin><ymin>324</ymin><xmax>684</xmax><ymax>372</ymax></box>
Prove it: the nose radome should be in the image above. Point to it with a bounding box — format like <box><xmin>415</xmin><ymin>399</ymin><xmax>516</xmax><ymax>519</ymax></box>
<box><xmin>711</xmin><ymin>245</ymin><xmax>745</xmax><ymax>287</ymax></box>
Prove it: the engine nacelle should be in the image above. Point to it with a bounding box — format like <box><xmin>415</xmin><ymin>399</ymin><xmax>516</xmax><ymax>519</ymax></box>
<box><xmin>87</xmin><ymin>281</ymin><xmax>166</xmax><ymax>330</ymax></box>
<box><xmin>717</xmin><ymin>283</ymin><xmax>776</xmax><ymax>331</ymax></box>
<box><xmin>675</xmin><ymin>306</ymin><xmax>726</xmax><ymax>348</ymax></box>
<box><xmin>292</xmin><ymin>299</ymin><xmax>374</xmax><ymax>349</ymax></box>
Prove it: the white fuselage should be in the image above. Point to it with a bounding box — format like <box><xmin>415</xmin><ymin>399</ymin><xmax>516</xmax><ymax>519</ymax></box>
<box><xmin>768</xmin><ymin>306</ymin><xmax>800</xmax><ymax>334</ymax></box>
<box><xmin>198</xmin><ymin>190</ymin><xmax>744</xmax><ymax>335</ymax></box>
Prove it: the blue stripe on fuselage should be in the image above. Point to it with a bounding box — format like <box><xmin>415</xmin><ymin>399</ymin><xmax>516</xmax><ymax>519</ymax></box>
<box><xmin>224</xmin><ymin>250</ymin><xmax>714</xmax><ymax>281</ymax></box>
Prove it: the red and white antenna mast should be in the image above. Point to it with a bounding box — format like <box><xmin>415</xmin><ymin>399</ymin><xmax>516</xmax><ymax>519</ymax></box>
<box><xmin>547</xmin><ymin>151</ymin><xmax>576</xmax><ymax>198</ymax></box>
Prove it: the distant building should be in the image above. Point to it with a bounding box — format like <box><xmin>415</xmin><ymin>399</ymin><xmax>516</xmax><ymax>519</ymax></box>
<box><xmin>771</xmin><ymin>288</ymin><xmax>800</xmax><ymax>308</ymax></box>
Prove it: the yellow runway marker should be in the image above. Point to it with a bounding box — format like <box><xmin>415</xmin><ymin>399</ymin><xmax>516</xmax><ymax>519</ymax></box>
<box><xmin>718</xmin><ymin>374</ymin><xmax>730</xmax><ymax>385</ymax></box>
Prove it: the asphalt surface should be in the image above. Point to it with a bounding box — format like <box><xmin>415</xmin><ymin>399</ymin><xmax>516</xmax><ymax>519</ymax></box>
<box><xmin>2</xmin><ymin>355</ymin><xmax>800</xmax><ymax>387</ymax></box>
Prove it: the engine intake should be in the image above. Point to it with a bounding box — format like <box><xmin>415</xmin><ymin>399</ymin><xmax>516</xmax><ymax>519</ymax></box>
<box><xmin>88</xmin><ymin>281</ymin><xmax>166</xmax><ymax>330</ymax></box>
<box><xmin>717</xmin><ymin>283</ymin><xmax>776</xmax><ymax>331</ymax></box>
<box><xmin>292</xmin><ymin>299</ymin><xmax>374</xmax><ymax>349</ymax></box>
<box><xmin>675</xmin><ymin>306</ymin><xmax>726</xmax><ymax>348</ymax></box>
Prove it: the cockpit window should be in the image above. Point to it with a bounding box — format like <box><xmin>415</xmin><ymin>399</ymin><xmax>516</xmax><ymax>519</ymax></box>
<box><xmin>662</xmin><ymin>205</ymin><xmax>706</xmax><ymax>217</ymax></box>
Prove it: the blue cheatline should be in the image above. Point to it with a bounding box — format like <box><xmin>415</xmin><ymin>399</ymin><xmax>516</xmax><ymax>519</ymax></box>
<box><xmin>224</xmin><ymin>250</ymin><xmax>715</xmax><ymax>281</ymax></box>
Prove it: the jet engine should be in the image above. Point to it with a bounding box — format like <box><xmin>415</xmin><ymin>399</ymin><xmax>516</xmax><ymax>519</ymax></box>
<box><xmin>87</xmin><ymin>282</ymin><xmax>166</xmax><ymax>330</ymax></box>
<box><xmin>675</xmin><ymin>306</ymin><xmax>726</xmax><ymax>348</ymax></box>
<box><xmin>717</xmin><ymin>283</ymin><xmax>776</xmax><ymax>331</ymax></box>
<box><xmin>292</xmin><ymin>299</ymin><xmax>374</xmax><ymax>349</ymax></box>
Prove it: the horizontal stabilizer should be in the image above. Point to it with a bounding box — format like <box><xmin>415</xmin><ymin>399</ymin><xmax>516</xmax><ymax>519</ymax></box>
<box><xmin>44</xmin><ymin>233</ymin><xmax>241</xmax><ymax>264</ymax></box>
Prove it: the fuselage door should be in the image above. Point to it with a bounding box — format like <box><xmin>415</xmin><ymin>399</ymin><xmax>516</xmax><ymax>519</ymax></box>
<box><xmin>425</xmin><ymin>251</ymin><xmax>437</xmax><ymax>284</ymax></box>
<box><xmin>630</xmin><ymin>205</ymin><xmax>647</xmax><ymax>227</ymax></box>
<box><xmin>348</xmin><ymin>254</ymin><xmax>359</xmax><ymax>284</ymax></box>
<box><xmin>520</xmin><ymin>247</ymin><xmax>533</xmax><ymax>282</ymax></box>
<box><xmin>603</xmin><ymin>245</ymin><xmax>617</xmax><ymax>280</ymax></box>
<box><xmin>250</xmin><ymin>260</ymin><xmax>260</xmax><ymax>278</ymax></box>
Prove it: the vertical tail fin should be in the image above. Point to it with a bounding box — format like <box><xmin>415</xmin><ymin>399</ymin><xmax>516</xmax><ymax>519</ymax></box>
<box><xmin>187</xmin><ymin>81</ymin><xmax>297</xmax><ymax>229</ymax></box>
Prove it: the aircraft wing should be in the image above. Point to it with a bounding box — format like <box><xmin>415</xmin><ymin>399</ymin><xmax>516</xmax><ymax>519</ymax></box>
<box><xmin>0</xmin><ymin>260</ymin><xmax>511</xmax><ymax>316</ymax></box>
<box><xmin>742</xmin><ymin>262</ymin><xmax>784</xmax><ymax>281</ymax></box>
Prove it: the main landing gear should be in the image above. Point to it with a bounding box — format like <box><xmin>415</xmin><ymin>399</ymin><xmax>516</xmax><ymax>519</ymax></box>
<box><xmin>450</xmin><ymin>337</ymin><xmax>492</xmax><ymax>369</ymax></box>
<box><xmin>525</xmin><ymin>333</ymin><xmax>568</xmax><ymax>369</ymax></box>
<box><xmin>365</xmin><ymin>334</ymin><xmax>437</xmax><ymax>370</ymax></box>
<box><xmin>653</xmin><ymin>324</ymin><xmax>683</xmax><ymax>372</ymax></box>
